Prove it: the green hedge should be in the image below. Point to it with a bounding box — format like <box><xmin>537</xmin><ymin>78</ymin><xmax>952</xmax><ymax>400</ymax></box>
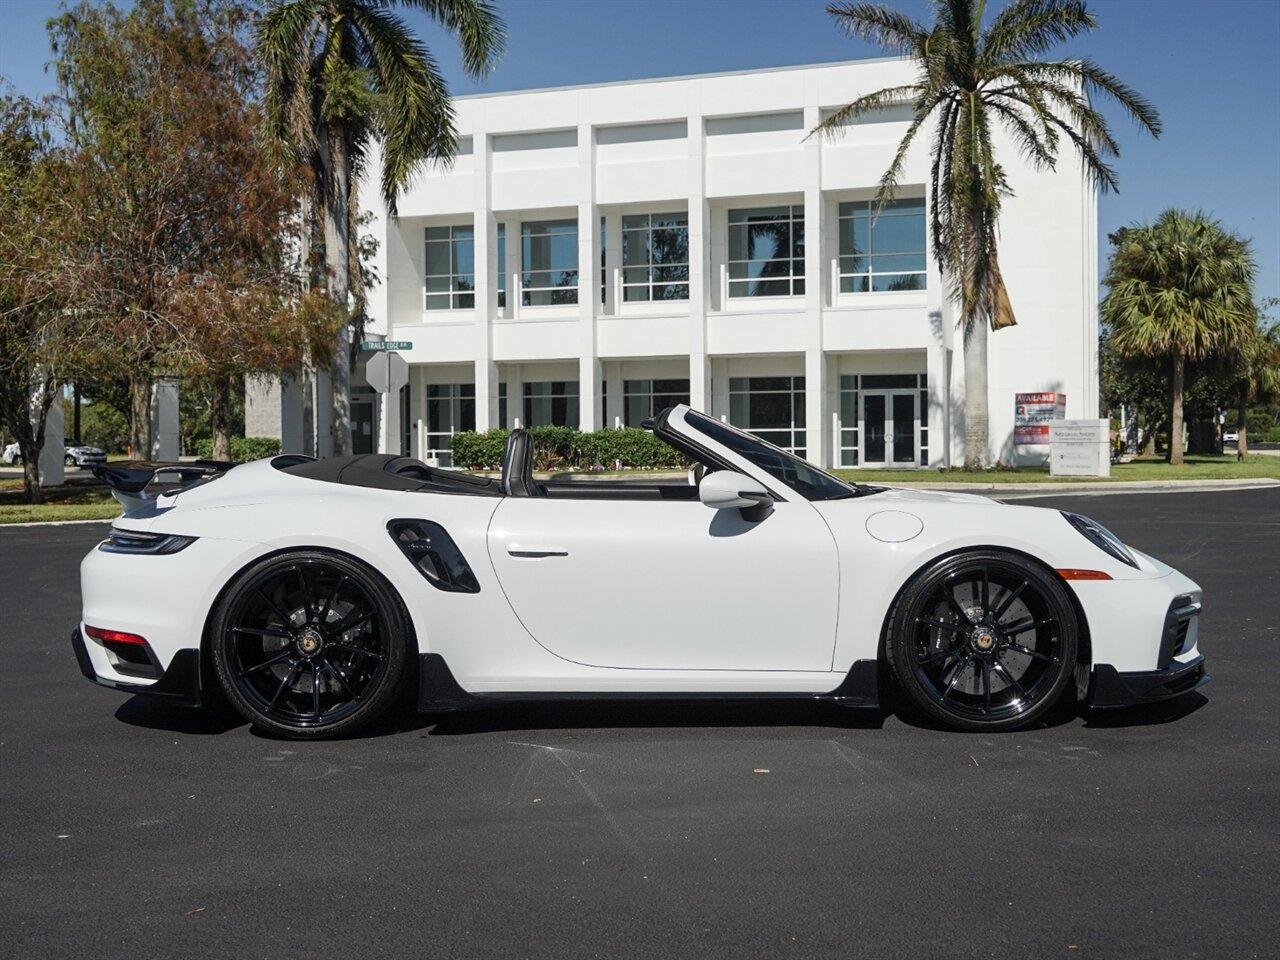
<box><xmin>448</xmin><ymin>427</ymin><xmax>687</xmax><ymax>471</ymax></box>
<box><xmin>190</xmin><ymin>436</ymin><xmax>282</xmax><ymax>463</ymax></box>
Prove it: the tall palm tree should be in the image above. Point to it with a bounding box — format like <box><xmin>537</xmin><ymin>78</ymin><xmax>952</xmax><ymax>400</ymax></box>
<box><xmin>1101</xmin><ymin>210</ymin><xmax>1256</xmax><ymax>465</ymax></box>
<box><xmin>812</xmin><ymin>0</ymin><xmax>1159</xmax><ymax>468</ymax></box>
<box><xmin>258</xmin><ymin>0</ymin><xmax>505</xmax><ymax>455</ymax></box>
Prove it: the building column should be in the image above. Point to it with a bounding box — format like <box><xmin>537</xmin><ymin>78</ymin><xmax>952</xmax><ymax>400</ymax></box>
<box><xmin>150</xmin><ymin>378</ymin><xmax>180</xmax><ymax>461</ymax></box>
<box><xmin>604</xmin><ymin>361</ymin><xmax>624</xmax><ymax>428</ymax></box>
<box><xmin>802</xmin><ymin>102</ymin><xmax>828</xmax><ymax>467</ymax></box>
<box><xmin>506</xmin><ymin>364</ymin><xmax>523</xmax><ymax>428</ymax></box>
<box><xmin>687</xmin><ymin>110</ymin><xmax>710</xmax><ymax>415</ymax></box>
<box><xmin>927</xmin><ymin>342</ymin><xmax>951</xmax><ymax>468</ymax></box>
<box><xmin>473</xmin><ymin>132</ymin><xmax>500</xmax><ymax>432</ymax></box>
<box><xmin>603</xmin><ymin>212</ymin><xmax>621</xmax><ymax>317</ymax></box>
<box><xmin>36</xmin><ymin>382</ymin><xmax>65</xmax><ymax>488</ymax></box>
<box><xmin>577</xmin><ymin>116</ymin><xmax>600</xmax><ymax>432</ymax></box>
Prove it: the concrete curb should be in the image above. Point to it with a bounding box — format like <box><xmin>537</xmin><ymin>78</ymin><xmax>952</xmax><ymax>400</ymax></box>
<box><xmin>0</xmin><ymin>517</ymin><xmax>117</xmax><ymax>529</ymax></box>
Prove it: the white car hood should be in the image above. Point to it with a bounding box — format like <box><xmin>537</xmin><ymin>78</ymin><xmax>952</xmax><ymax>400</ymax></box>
<box><xmin>861</xmin><ymin>485</ymin><xmax>999</xmax><ymax>506</ymax></box>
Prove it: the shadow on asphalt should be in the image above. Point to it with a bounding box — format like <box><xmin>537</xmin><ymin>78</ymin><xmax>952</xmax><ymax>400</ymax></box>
<box><xmin>110</xmin><ymin>689</ymin><xmax>1210</xmax><ymax>740</ymax></box>
<box><xmin>1080</xmin><ymin>691</ymin><xmax>1209</xmax><ymax>728</ymax></box>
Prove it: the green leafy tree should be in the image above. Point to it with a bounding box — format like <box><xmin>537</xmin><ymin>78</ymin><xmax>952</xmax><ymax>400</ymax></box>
<box><xmin>257</xmin><ymin>0</ymin><xmax>506</xmax><ymax>456</ymax></box>
<box><xmin>812</xmin><ymin>0</ymin><xmax>1159</xmax><ymax>467</ymax></box>
<box><xmin>1101</xmin><ymin>210</ymin><xmax>1257</xmax><ymax>465</ymax></box>
<box><xmin>47</xmin><ymin>0</ymin><xmax>337</xmax><ymax>460</ymax></box>
<box><xmin>0</xmin><ymin>94</ymin><xmax>82</xmax><ymax>502</ymax></box>
<box><xmin>1232</xmin><ymin>302</ymin><xmax>1280</xmax><ymax>455</ymax></box>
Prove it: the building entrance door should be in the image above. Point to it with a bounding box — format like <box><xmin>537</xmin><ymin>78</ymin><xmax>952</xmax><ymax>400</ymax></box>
<box><xmin>351</xmin><ymin>398</ymin><xmax>375</xmax><ymax>454</ymax></box>
<box><xmin>861</xmin><ymin>391</ymin><xmax>917</xmax><ymax>467</ymax></box>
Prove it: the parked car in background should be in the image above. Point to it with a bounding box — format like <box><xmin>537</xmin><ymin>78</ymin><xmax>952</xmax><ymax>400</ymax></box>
<box><xmin>1223</xmin><ymin>431</ymin><xmax>1239</xmax><ymax>443</ymax></box>
<box><xmin>3</xmin><ymin>443</ymin><xmax>108</xmax><ymax>467</ymax></box>
<box><xmin>64</xmin><ymin>445</ymin><xmax>107</xmax><ymax>468</ymax></box>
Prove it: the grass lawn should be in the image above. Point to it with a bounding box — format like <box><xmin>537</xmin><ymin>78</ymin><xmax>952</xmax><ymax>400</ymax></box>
<box><xmin>0</xmin><ymin>488</ymin><xmax>120</xmax><ymax>524</ymax></box>
<box><xmin>833</xmin><ymin>454</ymin><xmax>1280</xmax><ymax>485</ymax></box>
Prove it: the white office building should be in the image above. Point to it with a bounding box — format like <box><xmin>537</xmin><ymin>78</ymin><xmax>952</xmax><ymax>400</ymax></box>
<box><xmin>251</xmin><ymin>58</ymin><xmax>1099</xmax><ymax>469</ymax></box>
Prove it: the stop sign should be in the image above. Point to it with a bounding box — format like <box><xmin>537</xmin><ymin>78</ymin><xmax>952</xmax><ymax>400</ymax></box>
<box><xmin>365</xmin><ymin>351</ymin><xmax>408</xmax><ymax>394</ymax></box>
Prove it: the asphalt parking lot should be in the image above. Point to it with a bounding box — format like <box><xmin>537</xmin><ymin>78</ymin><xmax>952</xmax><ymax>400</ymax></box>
<box><xmin>1</xmin><ymin>488</ymin><xmax>1276</xmax><ymax>959</ymax></box>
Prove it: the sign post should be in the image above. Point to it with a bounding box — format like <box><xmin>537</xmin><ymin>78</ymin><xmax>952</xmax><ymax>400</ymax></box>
<box><xmin>364</xmin><ymin>347</ymin><xmax>410</xmax><ymax>455</ymax></box>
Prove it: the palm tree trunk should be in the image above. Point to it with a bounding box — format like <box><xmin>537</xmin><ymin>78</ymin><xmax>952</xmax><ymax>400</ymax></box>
<box><xmin>323</xmin><ymin>125</ymin><xmax>353</xmax><ymax>457</ymax></box>
<box><xmin>129</xmin><ymin>375</ymin><xmax>152</xmax><ymax>459</ymax></box>
<box><xmin>963</xmin><ymin>317</ymin><xmax>989</xmax><ymax>469</ymax></box>
<box><xmin>211</xmin><ymin>375</ymin><xmax>232</xmax><ymax>462</ymax></box>
<box><xmin>1168</xmin><ymin>351</ymin><xmax>1185</xmax><ymax>466</ymax></box>
<box><xmin>1237</xmin><ymin>382</ymin><xmax>1249</xmax><ymax>457</ymax></box>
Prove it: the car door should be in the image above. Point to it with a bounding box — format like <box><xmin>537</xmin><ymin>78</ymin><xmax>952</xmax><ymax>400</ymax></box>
<box><xmin>486</xmin><ymin>495</ymin><xmax>839</xmax><ymax>672</ymax></box>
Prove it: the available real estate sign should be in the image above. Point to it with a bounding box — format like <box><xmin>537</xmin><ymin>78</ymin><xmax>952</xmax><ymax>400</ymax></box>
<box><xmin>1014</xmin><ymin>393</ymin><xmax>1067</xmax><ymax>445</ymax></box>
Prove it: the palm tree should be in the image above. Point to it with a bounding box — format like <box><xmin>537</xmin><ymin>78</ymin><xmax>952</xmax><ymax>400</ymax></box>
<box><xmin>258</xmin><ymin>0</ymin><xmax>505</xmax><ymax>455</ymax></box>
<box><xmin>812</xmin><ymin>0</ymin><xmax>1159</xmax><ymax>467</ymax></box>
<box><xmin>1231</xmin><ymin>305</ymin><xmax>1280</xmax><ymax>457</ymax></box>
<box><xmin>1101</xmin><ymin>210</ymin><xmax>1257</xmax><ymax>465</ymax></box>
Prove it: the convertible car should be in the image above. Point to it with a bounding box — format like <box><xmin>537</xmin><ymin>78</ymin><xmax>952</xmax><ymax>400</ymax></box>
<box><xmin>75</xmin><ymin>405</ymin><xmax>1208</xmax><ymax>738</ymax></box>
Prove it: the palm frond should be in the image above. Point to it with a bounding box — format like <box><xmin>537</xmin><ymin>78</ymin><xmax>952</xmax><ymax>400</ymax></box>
<box><xmin>257</xmin><ymin>0</ymin><xmax>323</xmax><ymax>163</ymax></box>
<box><xmin>1016</xmin><ymin>58</ymin><xmax>1161</xmax><ymax>136</ymax></box>
<box><xmin>981</xmin><ymin>0</ymin><xmax>1094</xmax><ymax>62</ymax></box>
<box><xmin>398</xmin><ymin>0</ymin><xmax>507</xmax><ymax>79</ymax></box>
<box><xmin>824</xmin><ymin>2</ymin><xmax>930</xmax><ymax>54</ymax></box>
<box><xmin>807</xmin><ymin>83</ymin><xmax>924</xmax><ymax>140</ymax></box>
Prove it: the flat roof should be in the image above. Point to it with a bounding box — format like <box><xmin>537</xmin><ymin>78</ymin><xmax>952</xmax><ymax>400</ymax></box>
<box><xmin>453</xmin><ymin>55</ymin><xmax>910</xmax><ymax>101</ymax></box>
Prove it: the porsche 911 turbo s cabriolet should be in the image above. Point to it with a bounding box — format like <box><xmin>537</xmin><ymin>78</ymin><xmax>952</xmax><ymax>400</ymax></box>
<box><xmin>75</xmin><ymin>405</ymin><xmax>1208</xmax><ymax>739</ymax></box>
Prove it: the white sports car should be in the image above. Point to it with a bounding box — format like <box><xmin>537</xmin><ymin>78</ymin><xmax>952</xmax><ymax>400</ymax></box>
<box><xmin>75</xmin><ymin>405</ymin><xmax>1208</xmax><ymax>739</ymax></box>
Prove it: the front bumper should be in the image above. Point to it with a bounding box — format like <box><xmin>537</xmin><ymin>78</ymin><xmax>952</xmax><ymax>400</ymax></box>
<box><xmin>1087</xmin><ymin>655</ymin><xmax>1210</xmax><ymax>708</ymax></box>
<box><xmin>71</xmin><ymin>627</ymin><xmax>204</xmax><ymax>707</ymax></box>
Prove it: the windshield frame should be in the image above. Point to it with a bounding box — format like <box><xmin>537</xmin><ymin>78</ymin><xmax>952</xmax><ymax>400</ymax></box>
<box><xmin>675</xmin><ymin>409</ymin><xmax>860</xmax><ymax>502</ymax></box>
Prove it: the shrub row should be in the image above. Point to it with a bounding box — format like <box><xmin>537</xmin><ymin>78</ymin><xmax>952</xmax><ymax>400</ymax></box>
<box><xmin>190</xmin><ymin>436</ymin><xmax>282</xmax><ymax>463</ymax></box>
<box><xmin>448</xmin><ymin>427</ymin><xmax>688</xmax><ymax>471</ymax></box>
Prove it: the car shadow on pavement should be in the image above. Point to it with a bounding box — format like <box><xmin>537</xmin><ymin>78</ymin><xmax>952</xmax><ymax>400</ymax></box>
<box><xmin>114</xmin><ymin>696</ymin><xmax>246</xmax><ymax>736</ymax></box>
<box><xmin>412</xmin><ymin>699</ymin><xmax>891</xmax><ymax>737</ymax></box>
<box><xmin>1080</xmin><ymin>692</ymin><xmax>1208</xmax><ymax>728</ymax></box>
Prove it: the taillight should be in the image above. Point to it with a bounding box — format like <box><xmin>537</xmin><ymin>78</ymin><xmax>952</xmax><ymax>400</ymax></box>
<box><xmin>84</xmin><ymin>625</ymin><xmax>160</xmax><ymax>679</ymax></box>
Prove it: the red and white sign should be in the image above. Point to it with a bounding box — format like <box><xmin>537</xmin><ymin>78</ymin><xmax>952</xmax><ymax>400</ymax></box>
<box><xmin>1014</xmin><ymin>392</ymin><xmax>1066</xmax><ymax>445</ymax></box>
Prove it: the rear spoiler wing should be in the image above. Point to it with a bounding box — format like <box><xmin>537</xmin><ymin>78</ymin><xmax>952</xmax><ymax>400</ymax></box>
<box><xmin>92</xmin><ymin>460</ymin><xmax>236</xmax><ymax>512</ymax></box>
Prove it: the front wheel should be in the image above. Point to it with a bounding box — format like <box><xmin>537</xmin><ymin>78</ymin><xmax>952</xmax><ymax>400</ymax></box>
<box><xmin>210</xmin><ymin>551</ymin><xmax>412</xmax><ymax>739</ymax></box>
<box><xmin>886</xmin><ymin>551</ymin><xmax>1079</xmax><ymax>732</ymax></box>
<box><xmin>65</xmin><ymin>455</ymin><xmax>76</xmax><ymax>467</ymax></box>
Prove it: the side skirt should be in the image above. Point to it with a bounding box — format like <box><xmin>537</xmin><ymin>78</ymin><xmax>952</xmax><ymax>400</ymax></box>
<box><xmin>416</xmin><ymin>652</ymin><xmax>880</xmax><ymax>713</ymax></box>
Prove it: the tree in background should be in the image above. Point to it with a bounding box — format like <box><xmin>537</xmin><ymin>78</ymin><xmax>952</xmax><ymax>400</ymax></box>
<box><xmin>1102</xmin><ymin>210</ymin><xmax>1257</xmax><ymax>465</ymax></box>
<box><xmin>0</xmin><ymin>95</ymin><xmax>73</xmax><ymax>502</ymax></box>
<box><xmin>811</xmin><ymin>0</ymin><xmax>1159</xmax><ymax>467</ymax></box>
<box><xmin>257</xmin><ymin>0</ymin><xmax>506</xmax><ymax>456</ymax></box>
<box><xmin>46</xmin><ymin>0</ymin><xmax>334</xmax><ymax>459</ymax></box>
<box><xmin>1232</xmin><ymin>302</ymin><xmax>1280</xmax><ymax>456</ymax></box>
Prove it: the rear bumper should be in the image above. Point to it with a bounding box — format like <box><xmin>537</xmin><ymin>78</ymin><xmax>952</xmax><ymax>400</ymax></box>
<box><xmin>71</xmin><ymin>627</ymin><xmax>204</xmax><ymax>707</ymax></box>
<box><xmin>1087</xmin><ymin>655</ymin><xmax>1210</xmax><ymax>708</ymax></box>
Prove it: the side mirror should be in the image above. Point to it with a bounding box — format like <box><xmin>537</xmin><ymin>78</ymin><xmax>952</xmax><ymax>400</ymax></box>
<box><xmin>699</xmin><ymin>471</ymin><xmax>773</xmax><ymax>521</ymax></box>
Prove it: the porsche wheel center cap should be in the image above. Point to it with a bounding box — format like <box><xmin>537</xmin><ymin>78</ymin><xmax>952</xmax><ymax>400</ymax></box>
<box><xmin>971</xmin><ymin>629</ymin><xmax>997</xmax><ymax>653</ymax></box>
<box><xmin>297</xmin><ymin>627</ymin><xmax>325</xmax><ymax>658</ymax></box>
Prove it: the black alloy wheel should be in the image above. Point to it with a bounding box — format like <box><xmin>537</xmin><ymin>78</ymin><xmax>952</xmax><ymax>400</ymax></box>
<box><xmin>886</xmin><ymin>551</ymin><xmax>1079</xmax><ymax>732</ymax></box>
<box><xmin>211</xmin><ymin>551</ymin><xmax>410</xmax><ymax>739</ymax></box>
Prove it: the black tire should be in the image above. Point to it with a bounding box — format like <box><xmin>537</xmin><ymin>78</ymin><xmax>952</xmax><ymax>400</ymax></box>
<box><xmin>886</xmin><ymin>551</ymin><xmax>1078</xmax><ymax>732</ymax></box>
<box><xmin>210</xmin><ymin>550</ymin><xmax>412</xmax><ymax>739</ymax></box>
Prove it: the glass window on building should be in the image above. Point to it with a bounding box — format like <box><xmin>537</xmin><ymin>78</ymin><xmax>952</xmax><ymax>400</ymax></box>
<box><xmin>498</xmin><ymin>382</ymin><xmax>507</xmax><ymax>427</ymax></box>
<box><xmin>497</xmin><ymin>224</ymin><xmax>505</xmax><ymax>309</ymax></box>
<box><xmin>425</xmin><ymin>225</ymin><xmax>475</xmax><ymax>310</ymax></box>
<box><xmin>622</xmin><ymin>213</ymin><xmax>689</xmax><ymax>302</ymax></box>
<box><xmin>426</xmin><ymin>384</ymin><xmax>476</xmax><ymax>466</ymax></box>
<box><xmin>624</xmin><ymin>379</ymin><xmax>690</xmax><ymax>427</ymax></box>
<box><xmin>727</xmin><ymin>206</ymin><xmax>804</xmax><ymax>298</ymax></box>
<box><xmin>522</xmin><ymin>220</ymin><xmax>578</xmax><ymax>306</ymax></box>
<box><xmin>523</xmin><ymin>381</ymin><xmax>579</xmax><ymax>428</ymax></box>
<box><xmin>728</xmin><ymin>376</ymin><xmax>806</xmax><ymax>457</ymax></box>
<box><xmin>838</xmin><ymin>198</ymin><xmax>926</xmax><ymax>292</ymax></box>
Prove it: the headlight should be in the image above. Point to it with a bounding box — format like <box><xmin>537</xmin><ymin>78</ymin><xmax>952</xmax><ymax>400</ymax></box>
<box><xmin>99</xmin><ymin>529</ymin><xmax>197</xmax><ymax>555</ymax></box>
<box><xmin>1060</xmin><ymin>512</ymin><xmax>1138</xmax><ymax>569</ymax></box>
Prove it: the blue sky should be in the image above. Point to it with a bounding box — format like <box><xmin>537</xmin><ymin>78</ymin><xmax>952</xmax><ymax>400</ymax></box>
<box><xmin>2</xmin><ymin>0</ymin><xmax>1277</xmax><ymax>305</ymax></box>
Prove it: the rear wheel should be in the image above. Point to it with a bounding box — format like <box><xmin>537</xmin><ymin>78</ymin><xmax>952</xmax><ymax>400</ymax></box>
<box><xmin>210</xmin><ymin>551</ymin><xmax>411</xmax><ymax>739</ymax></box>
<box><xmin>886</xmin><ymin>551</ymin><xmax>1078</xmax><ymax>732</ymax></box>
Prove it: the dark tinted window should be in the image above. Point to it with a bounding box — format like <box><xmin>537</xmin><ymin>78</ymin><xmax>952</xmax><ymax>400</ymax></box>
<box><xmin>686</xmin><ymin>411</ymin><xmax>854</xmax><ymax>501</ymax></box>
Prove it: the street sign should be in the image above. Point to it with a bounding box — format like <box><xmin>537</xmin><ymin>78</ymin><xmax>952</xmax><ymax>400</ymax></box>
<box><xmin>361</xmin><ymin>340</ymin><xmax>413</xmax><ymax>352</ymax></box>
<box><xmin>365</xmin><ymin>350</ymin><xmax>409</xmax><ymax>394</ymax></box>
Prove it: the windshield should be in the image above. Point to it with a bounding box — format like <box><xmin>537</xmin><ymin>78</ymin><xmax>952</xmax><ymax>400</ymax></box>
<box><xmin>685</xmin><ymin>410</ymin><xmax>858</xmax><ymax>501</ymax></box>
